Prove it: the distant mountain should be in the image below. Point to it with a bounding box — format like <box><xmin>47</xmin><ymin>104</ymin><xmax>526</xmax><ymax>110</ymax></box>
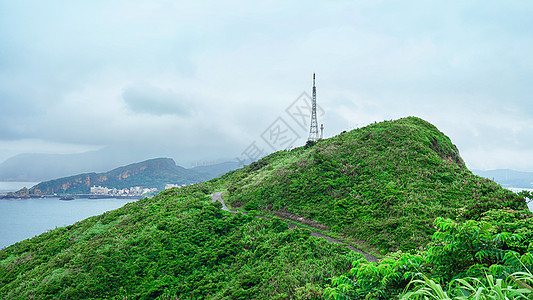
<box><xmin>28</xmin><ymin>158</ymin><xmax>211</xmax><ymax>195</ymax></box>
<box><xmin>472</xmin><ymin>169</ymin><xmax>533</xmax><ymax>189</ymax></box>
<box><xmin>0</xmin><ymin>148</ymin><xmax>150</xmax><ymax>182</ymax></box>
<box><xmin>0</xmin><ymin>148</ymin><xmax>245</xmax><ymax>183</ymax></box>
<box><xmin>0</xmin><ymin>153</ymin><xmax>101</xmax><ymax>182</ymax></box>
<box><xmin>191</xmin><ymin>161</ymin><xmax>244</xmax><ymax>178</ymax></box>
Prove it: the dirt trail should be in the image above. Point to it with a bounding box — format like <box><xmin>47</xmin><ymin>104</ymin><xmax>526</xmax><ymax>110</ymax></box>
<box><xmin>211</xmin><ymin>192</ymin><xmax>378</xmax><ymax>262</ymax></box>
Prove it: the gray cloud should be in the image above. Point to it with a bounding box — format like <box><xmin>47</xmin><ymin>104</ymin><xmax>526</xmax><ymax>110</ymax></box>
<box><xmin>123</xmin><ymin>85</ymin><xmax>194</xmax><ymax>116</ymax></box>
<box><xmin>0</xmin><ymin>1</ymin><xmax>532</xmax><ymax>170</ymax></box>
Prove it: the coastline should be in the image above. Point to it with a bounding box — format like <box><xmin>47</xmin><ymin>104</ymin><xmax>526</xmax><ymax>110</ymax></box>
<box><xmin>0</xmin><ymin>194</ymin><xmax>144</xmax><ymax>200</ymax></box>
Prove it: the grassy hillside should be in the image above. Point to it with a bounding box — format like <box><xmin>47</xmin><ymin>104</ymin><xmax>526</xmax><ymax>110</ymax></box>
<box><xmin>211</xmin><ymin>117</ymin><xmax>525</xmax><ymax>253</ymax></box>
<box><xmin>0</xmin><ymin>184</ymin><xmax>358</xmax><ymax>299</ymax></box>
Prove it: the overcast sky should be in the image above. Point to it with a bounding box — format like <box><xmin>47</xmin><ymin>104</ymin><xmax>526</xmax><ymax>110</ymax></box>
<box><xmin>0</xmin><ymin>0</ymin><xmax>532</xmax><ymax>171</ymax></box>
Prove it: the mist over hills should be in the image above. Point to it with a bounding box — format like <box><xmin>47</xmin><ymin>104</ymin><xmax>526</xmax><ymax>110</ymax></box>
<box><xmin>472</xmin><ymin>169</ymin><xmax>533</xmax><ymax>189</ymax></box>
<box><xmin>0</xmin><ymin>146</ymin><xmax>243</xmax><ymax>183</ymax></box>
<box><xmin>190</xmin><ymin>160</ymin><xmax>244</xmax><ymax>178</ymax></box>
<box><xmin>0</xmin><ymin>147</ymin><xmax>151</xmax><ymax>182</ymax></box>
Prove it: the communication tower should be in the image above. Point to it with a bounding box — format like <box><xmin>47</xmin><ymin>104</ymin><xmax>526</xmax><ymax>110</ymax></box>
<box><xmin>308</xmin><ymin>73</ymin><xmax>319</xmax><ymax>142</ymax></box>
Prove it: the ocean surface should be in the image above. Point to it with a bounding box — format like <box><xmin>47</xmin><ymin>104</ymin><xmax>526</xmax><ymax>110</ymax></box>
<box><xmin>0</xmin><ymin>182</ymin><xmax>137</xmax><ymax>249</ymax></box>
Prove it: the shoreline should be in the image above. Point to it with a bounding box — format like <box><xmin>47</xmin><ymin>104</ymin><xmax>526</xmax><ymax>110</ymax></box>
<box><xmin>0</xmin><ymin>194</ymin><xmax>144</xmax><ymax>200</ymax></box>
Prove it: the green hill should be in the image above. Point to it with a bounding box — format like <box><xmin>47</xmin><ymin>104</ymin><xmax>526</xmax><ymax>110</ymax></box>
<box><xmin>28</xmin><ymin>158</ymin><xmax>210</xmax><ymax>195</ymax></box>
<box><xmin>1</xmin><ymin>116</ymin><xmax>530</xmax><ymax>299</ymax></box>
<box><xmin>212</xmin><ymin>117</ymin><xmax>525</xmax><ymax>253</ymax></box>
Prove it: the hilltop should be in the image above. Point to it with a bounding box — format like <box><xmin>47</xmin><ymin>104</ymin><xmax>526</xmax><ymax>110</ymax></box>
<box><xmin>211</xmin><ymin>117</ymin><xmax>525</xmax><ymax>253</ymax></box>
<box><xmin>0</xmin><ymin>117</ymin><xmax>530</xmax><ymax>299</ymax></box>
<box><xmin>28</xmin><ymin>158</ymin><xmax>209</xmax><ymax>195</ymax></box>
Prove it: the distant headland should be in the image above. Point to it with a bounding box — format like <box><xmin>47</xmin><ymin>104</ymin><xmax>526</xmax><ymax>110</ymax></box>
<box><xmin>0</xmin><ymin>158</ymin><xmax>239</xmax><ymax>199</ymax></box>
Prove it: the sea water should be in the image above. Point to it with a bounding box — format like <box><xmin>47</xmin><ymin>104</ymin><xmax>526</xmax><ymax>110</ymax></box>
<box><xmin>0</xmin><ymin>197</ymin><xmax>137</xmax><ymax>249</ymax></box>
<box><xmin>0</xmin><ymin>182</ymin><xmax>138</xmax><ymax>249</ymax></box>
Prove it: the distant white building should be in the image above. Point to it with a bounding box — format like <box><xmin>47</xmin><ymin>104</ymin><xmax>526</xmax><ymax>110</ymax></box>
<box><xmin>165</xmin><ymin>184</ymin><xmax>180</xmax><ymax>190</ymax></box>
<box><xmin>90</xmin><ymin>186</ymin><xmax>109</xmax><ymax>195</ymax></box>
<box><xmin>129</xmin><ymin>187</ymin><xmax>142</xmax><ymax>195</ymax></box>
<box><xmin>143</xmin><ymin>188</ymin><xmax>158</xmax><ymax>194</ymax></box>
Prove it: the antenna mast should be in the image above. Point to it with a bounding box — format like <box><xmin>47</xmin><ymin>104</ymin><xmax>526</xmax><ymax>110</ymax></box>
<box><xmin>308</xmin><ymin>73</ymin><xmax>319</xmax><ymax>142</ymax></box>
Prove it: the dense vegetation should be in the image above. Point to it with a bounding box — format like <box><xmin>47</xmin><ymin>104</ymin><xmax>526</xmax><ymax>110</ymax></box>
<box><xmin>1</xmin><ymin>116</ymin><xmax>531</xmax><ymax>299</ymax></box>
<box><xmin>0</xmin><ymin>185</ymin><xmax>358</xmax><ymax>299</ymax></box>
<box><xmin>324</xmin><ymin>204</ymin><xmax>533</xmax><ymax>299</ymax></box>
<box><xmin>212</xmin><ymin>117</ymin><xmax>526</xmax><ymax>253</ymax></box>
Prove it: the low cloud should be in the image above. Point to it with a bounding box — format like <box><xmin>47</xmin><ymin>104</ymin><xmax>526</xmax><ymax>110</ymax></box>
<box><xmin>123</xmin><ymin>85</ymin><xmax>195</xmax><ymax>117</ymax></box>
<box><xmin>0</xmin><ymin>1</ymin><xmax>532</xmax><ymax>170</ymax></box>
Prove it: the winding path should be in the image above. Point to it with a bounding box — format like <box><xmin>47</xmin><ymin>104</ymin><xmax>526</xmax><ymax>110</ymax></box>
<box><xmin>211</xmin><ymin>192</ymin><xmax>378</xmax><ymax>262</ymax></box>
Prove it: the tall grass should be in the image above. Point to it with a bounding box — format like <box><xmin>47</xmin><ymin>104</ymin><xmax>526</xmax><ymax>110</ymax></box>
<box><xmin>401</xmin><ymin>271</ymin><xmax>533</xmax><ymax>299</ymax></box>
